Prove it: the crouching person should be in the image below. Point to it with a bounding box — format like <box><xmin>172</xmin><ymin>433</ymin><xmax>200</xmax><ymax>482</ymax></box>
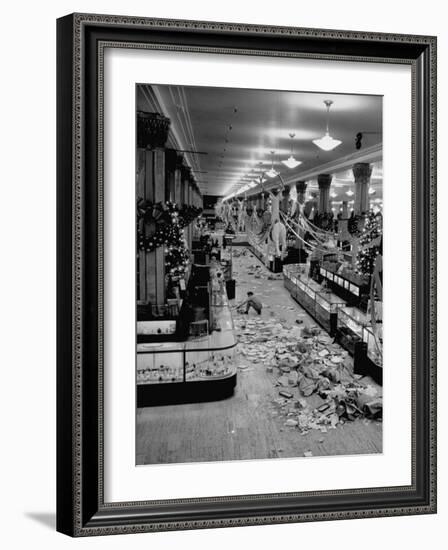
<box><xmin>244</xmin><ymin>291</ymin><xmax>262</xmax><ymax>315</ymax></box>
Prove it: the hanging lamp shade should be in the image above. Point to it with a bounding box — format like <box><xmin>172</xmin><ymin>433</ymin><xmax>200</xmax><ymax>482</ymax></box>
<box><xmin>282</xmin><ymin>133</ymin><xmax>302</xmax><ymax>169</ymax></box>
<box><xmin>266</xmin><ymin>151</ymin><xmax>278</xmax><ymax>178</ymax></box>
<box><xmin>312</xmin><ymin>100</ymin><xmax>342</xmax><ymax>152</ymax></box>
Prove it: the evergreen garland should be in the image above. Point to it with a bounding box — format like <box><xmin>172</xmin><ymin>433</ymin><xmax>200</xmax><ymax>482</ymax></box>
<box><xmin>137</xmin><ymin>200</ymin><xmax>202</xmax><ymax>280</ymax></box>
<box><xmin>356</xmin><ymin>211</ymin><xmax>383</xmax><ymax>276</ymax></box>
<box><xmin>348</xmin><ymin>213</ymin><xmax>363</xmax><ymax>236</ymax></box>
<box><xmin>137</xmin><ymin>200</ymin><xmax>202</xmax><ymax>252</ymax></box>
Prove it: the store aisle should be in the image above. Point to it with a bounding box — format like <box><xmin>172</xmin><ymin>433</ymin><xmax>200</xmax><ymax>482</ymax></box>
<box><xmin>136</xmin><ymin>248</ymin><xmax>382</xmax><ymax>465</ymax></box>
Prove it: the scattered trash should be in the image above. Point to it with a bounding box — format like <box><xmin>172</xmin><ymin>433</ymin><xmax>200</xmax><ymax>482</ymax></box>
<box><xmin>231</xmin><ymin>250</ymin><xmax>383</xmax><ymax>443</ymax></box>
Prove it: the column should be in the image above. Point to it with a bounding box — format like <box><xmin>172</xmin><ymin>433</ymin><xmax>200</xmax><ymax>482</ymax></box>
<box><xmin>281</xmin><ymin>185</ymin><xmax>290</xmax><ymax>213</ymax></box>
<box><xmin>180</xmin><ymin>165</ymin><xmax>190</xmax><ymax>206</ymax></box>
<box><xmin>270</xmin><ymin>189</ymin><xmax>280</xmax><ymax>221</ymax></box>
<box><xmin>165</xmin><ymin>149</ymin><xmax>177</xmax><ymax>203</ymax></box>
<box><xmin>186</xmin><ymin>175</ymin><xmax>193</xmax><ymax>252</ymax></box>
<box><xmin>174</xmin><ymin>154</ymin><xmax>184</xmax><ymax>204</ymax></box>
<box><xmin>136</xmin><ymin>111</ymin><xmax>170</xmax><ymax>306</ymax></box>
<box><xmin>296</xmin><ymin>181</ymin><xmax>307</xmax><ymax>205</ymax></box>
<box><xmin>353</xmin><ymin>162</ymin><xmax>372</xmax><ymax>215</ymax></box>
<box><xmin>317</xmin><ymin>173</ymin><xmax>333</xmax><ymax>214</ymax></box>
<box><xmin>338</xmin><ymin>200</ymin><xmax>351</xmax><ymax>251</ymax></box>
<box><xmin>246</xmin><ymin>197</ymin><xmax>253</xmax><ymax>216</ymax></box>
<box><xmin>293</xmin><ymin>181</ymin><xmax>307</xmax><ymax>254</ymax></box>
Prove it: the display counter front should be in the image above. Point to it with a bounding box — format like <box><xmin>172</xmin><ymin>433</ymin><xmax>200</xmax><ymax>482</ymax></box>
<box><xmin>137</xmin><ymin>283</ymin><xmax>237</xmax><ymax>407</ymax></box>
<box><xmin>336</xmin><ymin>306</ymin><xmax>383</xmax><ymax>384</ymax></box>
<box><xmin>336</xmin><ymin>306</ymin><xmax>366</xmax><ymax>355</ymax></box>
<box><xmin>283</xmin><ymin>264</ymin><xmax>345</xmax><ymax>335</ymax></box>
<box><xmin>319</xmin><ymin>264</ymin><xmax>370</xmax><ymax>309</ymax></box>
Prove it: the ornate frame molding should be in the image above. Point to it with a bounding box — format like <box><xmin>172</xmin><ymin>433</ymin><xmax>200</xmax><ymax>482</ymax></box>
<box><xmin>56</xmin><ymin>13</ymin><xmax>437</xmax><ymax>537</ymax></box>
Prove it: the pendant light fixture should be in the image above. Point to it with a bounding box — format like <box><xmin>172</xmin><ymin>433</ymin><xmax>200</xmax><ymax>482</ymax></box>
<box><xmin>312</xmin><ymin>100</ymin><xmax>342</xmax><ymax>152</ymax></box>
<box><xmin>266</xmin><ymin>151</ymin><xmax>279</xmax><ymax>178</ymax></box>
<box><xmin>282</xmin><ymin>133</ymin><xmax>302</xmax><ymax>169</ymax></box>
<box><xmin>345</xmin><ymin>189</ymin><xmax>354</xmax><ymax>197</ymax></box>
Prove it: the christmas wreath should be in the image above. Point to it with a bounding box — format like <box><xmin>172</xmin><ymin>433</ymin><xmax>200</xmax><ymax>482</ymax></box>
<box><xmin>137</xmin><ymin>200</ymin><xmax>202</xmax><ymax>279</ymax></box>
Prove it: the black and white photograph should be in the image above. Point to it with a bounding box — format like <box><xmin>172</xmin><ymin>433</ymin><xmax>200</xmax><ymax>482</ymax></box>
<box><xmin>135</xmin><ymin>84</ymin><xmax>383</xmax><ymax>465</ymax></box>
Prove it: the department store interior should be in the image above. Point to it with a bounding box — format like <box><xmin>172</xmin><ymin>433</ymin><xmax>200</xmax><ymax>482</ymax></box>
<box><xmin>135</xmin><ymin>84</ymin><xmax>383</xmax><ymax>465</ymax></box>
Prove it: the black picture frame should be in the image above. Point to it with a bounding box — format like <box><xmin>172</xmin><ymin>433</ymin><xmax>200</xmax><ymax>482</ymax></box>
<box><xmin>57</xmin><ymin>13</ymin><xmax>437</xmax><ymax>536</ymax></box>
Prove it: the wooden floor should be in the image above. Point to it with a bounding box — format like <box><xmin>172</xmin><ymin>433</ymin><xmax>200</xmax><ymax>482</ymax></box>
<box><xmin>136</xmin><ymin>249</ymin><xmax>382</xmax><ymax>465</ymax></box>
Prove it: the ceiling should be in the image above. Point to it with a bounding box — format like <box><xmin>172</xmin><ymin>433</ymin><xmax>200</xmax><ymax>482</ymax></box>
<box><xmin>137</xmin><ymin>84</ymin><xmax>383</xmax><ymax>199</ymax></box>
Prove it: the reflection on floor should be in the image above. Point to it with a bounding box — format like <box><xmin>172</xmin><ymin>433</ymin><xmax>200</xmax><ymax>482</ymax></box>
<box><xmin>136</xmin><ymin>248</ymin><xmax>382</xmax><ymax>465</ymax></box>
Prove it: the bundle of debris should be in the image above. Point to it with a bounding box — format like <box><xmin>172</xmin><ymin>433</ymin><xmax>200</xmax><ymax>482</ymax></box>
<box><xmin>235</xmin><ymin>316</ymin><xmax>382</xmax><ymax>436</ymax></box>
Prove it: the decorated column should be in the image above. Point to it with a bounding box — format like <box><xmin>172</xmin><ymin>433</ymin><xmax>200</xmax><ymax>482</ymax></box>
<box><xmin>270</xmin><ymin>189</ymin><xmax>280</xmax><ymax>221</ymax></box>
<box><xmin>296</xmin><ymin>181</ymin><xmax>307</xmax><ymax>205</ymax></box>
<box><xmin>174</xmin><ymin>154</ymin><xmax>184</xmax><ymax>204</ymax></box>
<box><xmin>165</xmin><ymin>149</ymin><xmax>177</xmax><ymax>202</ymax></box>
<box><xmin>317</xmin><ymin>173</ymin><xmax>333</xmax><ymax>214</ymax></box>
<box><xmin>294</xmin><ymin>181</ymin><xmax>308</xmax><ymax>253</ymax></box>
<box><xmin>136</xmin><ymin>111</ymin><xmax>170</xmax><ymax>305</ymax></box>
<box><xmin>281</xmin><ymin>185</ymin><xmax>290</xmax><ymax>213</ymax></box>
<box><xmin>338</xmin><ymin>200</ymin><xmax>351</xmax><ymax>252</ymax></box>
<box><xmin>353</xmin><ymin>162</ymin><xmax>372</xmax><ymax>215</ymax></box>
<box><xmin>186</xmin><ymin>174</ymin><xmax>193</xmax><ymax>251</ymax></box>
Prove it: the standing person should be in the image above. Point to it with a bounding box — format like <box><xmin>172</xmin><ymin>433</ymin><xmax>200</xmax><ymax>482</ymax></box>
<box><xmin>238</xmin><ymin>291</ymin><xmax>263</xmax><ymax>315</ymax></box>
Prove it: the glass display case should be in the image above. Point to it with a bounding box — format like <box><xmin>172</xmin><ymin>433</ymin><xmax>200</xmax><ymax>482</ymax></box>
<box><xmin>137</xmin><ymin>281</ymin><xmax>237</xmax><ymax>407</ymax></box>
<box><xmin>336</xmin><ymin>306</ymin><xmax>368</xmax><ymax>354</ymax></box>
<box><xmin>363</xmin><ymin>324</ymin><xmax>383</xmax><ymax>368</ymax></box>
<box><xmin>315</xmin><ymin>290</ymin><xmax>346</xmax><ymax>334</ymax></box>
<box><xmin>319</xmin><ymin>264</ymin><xmax>369</xmax><ymax>307</ymax></box>
<box><xmin>283</xmin><ymin>264</ymin><xmax>346</xmax><ymax>335</ymax></box>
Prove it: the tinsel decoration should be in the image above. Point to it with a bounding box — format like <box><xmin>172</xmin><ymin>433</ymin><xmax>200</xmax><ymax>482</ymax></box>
<box><xmin>355</xmin><ymin>211</ymin><xmax>383</xmax><ymax>276</ymax></box>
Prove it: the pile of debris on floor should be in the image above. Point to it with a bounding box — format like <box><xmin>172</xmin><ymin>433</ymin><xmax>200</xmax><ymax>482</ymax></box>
<box><xmin>235</xmin><ymin>316</ymin><xmax>382</xmax><ymax>435</ymax></box>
